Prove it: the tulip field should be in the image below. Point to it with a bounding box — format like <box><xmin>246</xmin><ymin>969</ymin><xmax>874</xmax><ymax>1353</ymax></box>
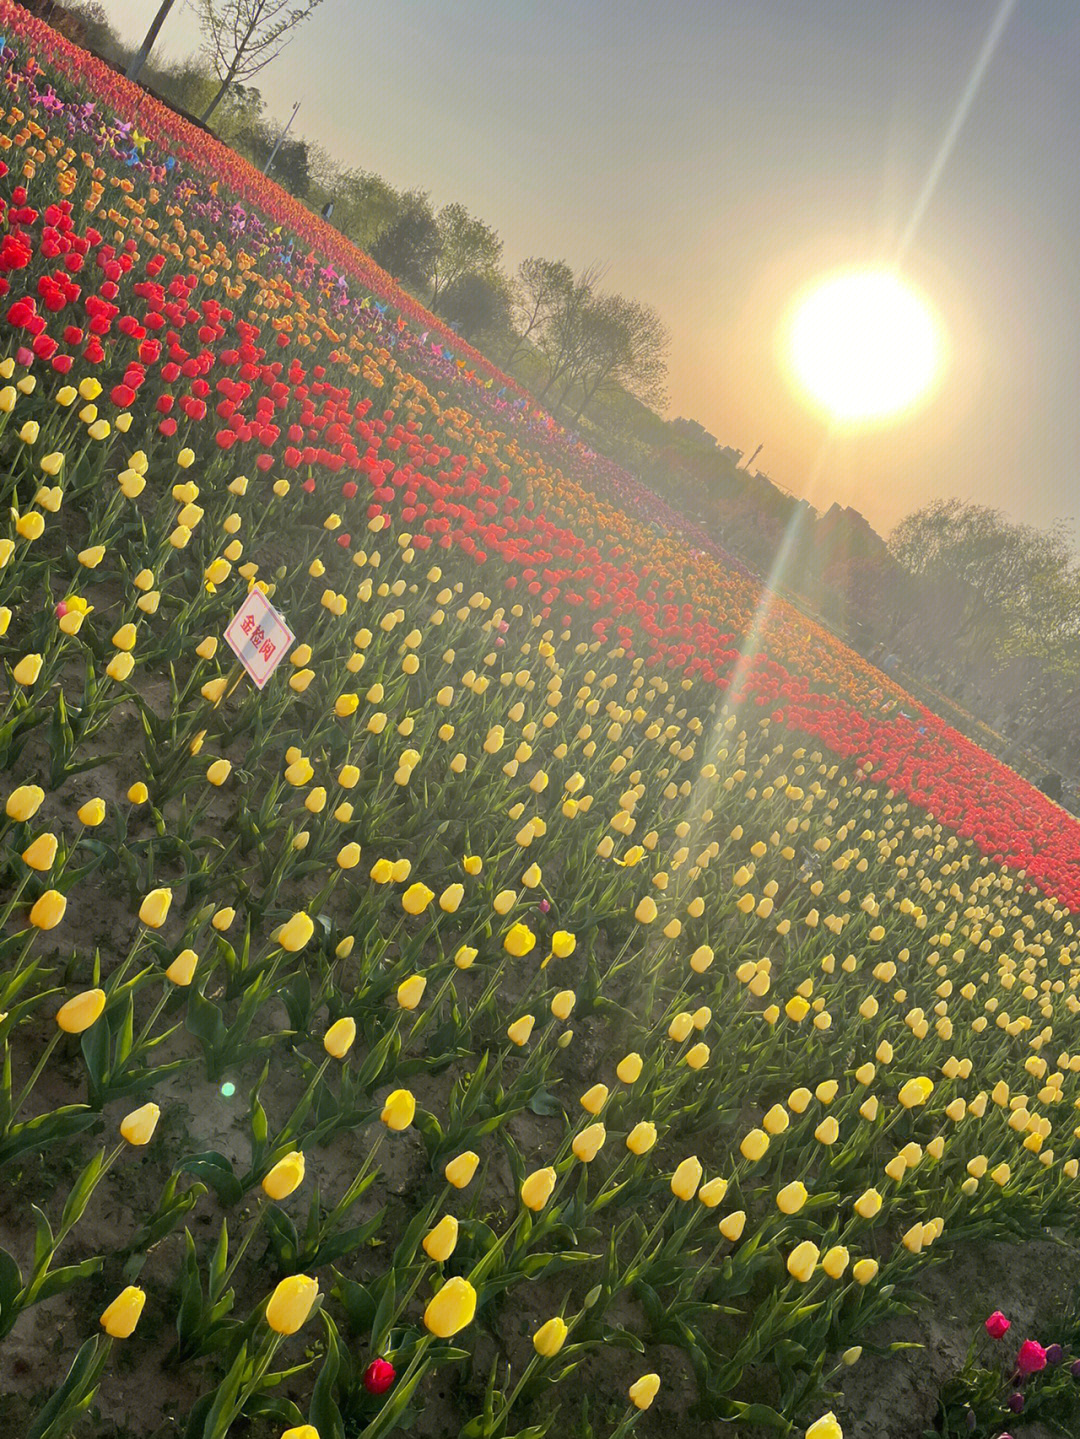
<box><xmin>6</xmin><ymin>8</ymin><xmax>1080</xmax><ymax>1439</ymax></box>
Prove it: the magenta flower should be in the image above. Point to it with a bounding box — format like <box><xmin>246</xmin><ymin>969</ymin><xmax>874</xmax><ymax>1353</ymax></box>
<box><xmin>985</xmin><ymin>1311</ymin><xmax>1011</xmax><ymax>1339</ymax></box>
<box><xmin>1016</xmin><ymin>1340</ymin><xmax>1047</xmax><ymax>1376</ymax></box>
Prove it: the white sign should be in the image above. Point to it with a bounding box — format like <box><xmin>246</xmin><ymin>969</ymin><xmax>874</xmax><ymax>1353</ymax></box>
<box><xmin>224</xmin><ymin>588</ymin><xmax>295</xmax><ymax>689</ymax></box>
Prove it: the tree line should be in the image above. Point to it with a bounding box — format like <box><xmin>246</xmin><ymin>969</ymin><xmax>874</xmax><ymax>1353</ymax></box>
<box><xmin>51</xmin><ymin>0</ymin><xmax>669</xmax><ymax>427</ymax></box>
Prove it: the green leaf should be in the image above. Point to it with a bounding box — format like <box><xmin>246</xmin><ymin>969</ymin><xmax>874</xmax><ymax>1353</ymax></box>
<box><xmin>309</xmin><ymin>1313</ymin><xmax>346</xmax><ymax>1439</ymax></box>
<box><xmin>59</xmin><ymin>1150</ymin><xmax>106</xmax><ymax>1235</ymax></box>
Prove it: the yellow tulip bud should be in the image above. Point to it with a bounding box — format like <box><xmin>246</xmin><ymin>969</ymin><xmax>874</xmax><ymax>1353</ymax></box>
<box><xmin>445</xmin><ymin>1151</ymin><xmax>480</xmax><ymax>1189</ymax></box>
<box><xmin>323</xmin><ymin>1016</ymin><xmax>357</xmax><ymax>1058</ymax></box>
<box><xmin>740</xmin><ymin>1128</ymin><xmax>770</xmax><ymax>1162</ymax></box>
<box><xmin>263</xmin><ymin>1151</ymin><xmax>306</xmax><ymax>1200</ymax></box>
<box><xmin>6</xmin><ymin>784</ymin><xmax>44</xmax><ymax>821</ymax></box>
<box><xmin>423</xmin><ymin>1275</ymin><xmax>476</xmax><ymax>1337</ymax></box>
<box><xmin>671</xmin><ymin>1155</ymin><xmax>703</xmax><ymax>1201</ymax></box>
<box><xmin>12</xmin><ymin>653</ymin><xmax>43</xmax><ymax>686</ymax></box>
<box><xmin>507</xmin><ymin>1014</ymin><xmax>536</xmax><ymax>1046</ymax></box>
<box><xmin>279</xmin><ymin>912</ymin><xmax>315</xmax><ymax>952</ymax></box>
<box><xmin>787</xmin><ymin>1239</ymin><xmax>820</xmax><ymax>1282</ymax></box>
<box><xmin>805</xmin><ymin>1412</ymin><xmax>844</xmax><ymax>1439</ymax></box>
<box><xmin>138</xmin><ymin>887</ymin><xmax>172</xmax><ymax>929</ymax></box>
<box><xmin>56</xmin><ymin>987</ymin><xmax>105</xmax><ymax>1033</ymax></box>
<box><xmin>397</xmin><ymin>975</ymin><xmax>427</xmax><ymax>1010</ymax></box>
<box><xmin>533</xmin><ymin>1316</ymin><xmax>568</xmax><ymax>1357</ymax></box>
<box><xmin>521</xmin><ymin>1166</ymin><xmax>557</xmax><ymax>1210</ymax></box>
<box><xmin>617</xmin><ymin>1052</ymin><xmax>643</xmax><ymax>1083</ymax></box>
<box><xmin>21</xmin><ymin>832</ymin><xmax>57</xmax><ymax>872</ymax></box>
<box><xmin>120</xmin><ymin>1103</ymin><xmax>160</xmax><ymax>1146</ymax></box>
<box><xmin>422</xmin><ymin>1214</ymin><xmax>459</xmax><ymax>1262</ymax></box>
<box><xmin>628</xmin><ymin>1374</ymin><xmax>660</xmax><ymax>1410</ymax></box>
<box><xmin>626</xmin><ymin>1120</ymin><xmax>657</xmax><ymax>1155</ymax></box>
<box><xmin>99</xmin><ymin>1286</ymin><xmax>146</xmax><ymax>1338</ymax></box>
<box><xmin>380</xmin><ymin>1088</ymin><xmax>416</xmax><ymax>1131</ymax></box>
<box><xmin>718</xmin><ymin>1209</ymin><xmax>746</xmax><ymax>1241</ymax></box>
<box><xmin>166</xmin><ymin>949</ymin><xmax>198</xmax><ymax>986</ymax></box>
<box><xmin>777</xmin><ymin>1180</ymin><xmax>808</xmax><ymax>1214</ymax></box>
<box><xmin>31</xmin><ymin>889</ymin><xmax>68</xmax><ymax>930</ymax></box>
<box><xmin>266</xmin><ymin>1274</ymin><xmax>320</xmax><ymax>1334</ymax></box>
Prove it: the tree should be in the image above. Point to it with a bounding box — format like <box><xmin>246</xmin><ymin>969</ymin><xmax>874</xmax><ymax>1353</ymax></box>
<box><xmin>321</xmin><ymin>168</ymin><xmax>403</xmax><ymax>251</ymax></box>
<box><xmin>534</xmin><ymin>263</ymin><xmax>606</xmax><ymax>402</ymax></box>
<box><xmin>197</xmin><ymin>0</ymin><xmax>325</xmax><ymax>125</ymax></box>
<box><xmin>558</xmin><ymin>293</ymin><xmax>669</xmax><ymax>421</ymax></box>
<box><xmin>429</xmin><ymin>204</ymin><xmax>502</xmax><ymax>308</ymax></box>
<box><xmin>438</xmin><ymin>272</ymin><xmax>512</xmax><ymax>343</ymax></box>
<box><xmin>504</xmin><ymin>257</ymin><xmax>575</xmax><ymax>370</ymax></box>
<box><xmin>127</xmin><ymin>0</ymin><xmax>178</xmax><ymax>83</ymax></box>
<box><xmin>369</xmin><ymin>192</ymin><xmax>439</xmax><ymax>292</ymax></box>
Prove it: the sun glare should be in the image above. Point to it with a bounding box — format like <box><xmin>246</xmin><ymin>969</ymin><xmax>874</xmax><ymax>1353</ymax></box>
<box><xmin>787</xmin><ymin>269</ymin><xmax>941</xmax><ymax>422</ymax></box>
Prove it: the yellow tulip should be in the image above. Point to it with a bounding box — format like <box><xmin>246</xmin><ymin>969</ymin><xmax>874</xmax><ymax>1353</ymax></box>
<box><xmin>56</xmin><ymin>987</ymin><xmax>105</xmax><ymax>1033</ymax></box>
<box><xmin>266</xmin><ymin>1274</ymin><xmax>320</xmax><ymax>1334</ymax></box>
<box><xmin>30</xmin><ymin>889</ymin><xmax>67</xmax><ymax>930</ymax></box>
<box><xmin>324</xmin><ymin>1017</ymin><xmax>357</xmax><ymax>1058</ymax></box>
<box><xmin>99</xmin><ymin>1286</ymin><xmax>146</xmax><ymax>1338</ymax></box>
<box><xmin>278</xmin><ymin>912</ymin><xmax>315</xmax><ymax>952</ymax></box>
<box><xmin>445</xmin><ymin>1151</ymin><xmax>479</xmax><ymax>1189</ymax></box>
<box><xmin>617</xmin><ymin>1052</ymin><xmax>643</xmax><ymax>1083</ymax></box>
<box><xmin>6</xmin><ymin>784</ymin><xmax>44</xmax><ymax>822</ymax></box>
<box><xmin>206</xmin><ymin>759</ymin><xmax>232</xmax><ymax>786</ymax></box>
<box><xmin>503</xmin><ymin>922</ymin><xmax>536</xmax><ymax>957</ymax></box>
<box><xmin>671</xmin><ymin>1155</ymin><xmax>703</xmax><ymax>1201</ymax></box>
<box><xmin>626</xmin><ymin>1121</ymin><xmax>657</xmax><ymax>1155</ymax></box>
<box><xmin>397</xmin><ymin>975</ymin><xmax>427</xmax><ymax>1010</ymax></box>
<box><xmin>422</xmin><ymin>1214</ymin><xmax>459</xmax><ymax>1262</ymax></box>
<box><xmin>380</xmin><ymin>1088</ymin><xmax>416</xmax><ymax>1131</ymax></box>
<box><xmin>698</xmin><ymin>1176</ymin><xmax>728</xmax><ymax>1207</ymax></box>
<box><xmin>439</xmin><ymin>883</ymin><xmax>464</xmax><ymax>913</ymax></box>
<box><xmin>423</xmin><ymin>1276</ymin><xmax>476</xmax><ymax>1337</ymax></box>
<box><xmin>787</xmin><ymin>1240</ymin><xmax>820</xmax><ymax>1282</ymax></box>
<box><xmin>120</xmin><ymin>1103</ymin><xmax>160</xmax><ymax>1146</ymax></box>
<box><xmin>551</xmin><ymin>930</ymin><xmax>576</xmax><ymax>958</ymax></box>
<box><xmin>776</xmin><ymin>1180</ymin><xmax>808</xmax><ymax>1215</ymax></box>
<box><xmin>718</xmin><ymin>1209</ymin><xmax>746</xmax><ymax>1241</ymax></box>
<box><xmin>852</xmin><ymin>1258</ymin><xmax>879</xmax><ymax>1285</ymax></box>
<box><xmin>263</xmin><ymin>1151</ymin><xmax>306</xmax><ymax>1200</ymax></box>
<box><xmin>628</xmin><ymin>1374</ymin><xmax>660</xmax><ymax>1411</ymax></box>
<box><xmin>138</xmin><ymin>887</ymin><xmax>172</xmax><ymax>929</ymax></box>
<box><xmin>806</xmin><ymin>1413</ymin><xmax>844</xmax><ymax>1439</ymax></box>
<box><xmin>821</xmin><ymin>1245</ymin><xmax>849</xmax><ymax>1279</ymax></box>
<box><xmin>739</xmin><ymin>1128</ymin><xmax>770</xmax><ymax>1162</ymax></box>
<box><xmin>551</xmin><ymin>990</ymin><xmax>576</xmax><ymax>1021</ymax></box>
<box><xmin>402</xmin><ymin>883</ymin><xmax>434</xmax><ymax>915</ymax></box>
<box><xmin>166</xmin><ymin>950</ymin><xmax>199</xmax><ymax>986</ymax></box>
<box><xmin>507</xmin><ymin>1014</ymin><xmax>535</xmax><ymax>1046</ymax></box>
<box><xmin>12</xmin><ymin>653</ymin><xmax>43</xmax><ymax>686</ymax></box>
<box><xmin>572</xmin><ymin>1123</ymin><xmax>606</xmax><ymax>1162</ymax></box>
<box><xmin>521</xmin><ymin>1166</ymin><xmax>557</xmax><ymax>1210</ymax></box>
<box><xmin>533</xmin><ymin>1316</ymin><xmax>568</xmax><ymax>1357</ymax></box>
<box><xmin>21</xmin><ymin>833</ymin><xmax>57</xmax><ymax>872</ymax></box>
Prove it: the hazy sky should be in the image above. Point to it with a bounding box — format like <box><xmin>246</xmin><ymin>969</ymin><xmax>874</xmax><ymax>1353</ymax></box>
<box><xmin>103</xmin><ymin>0</ymin><xmax>1080</xmax><ymax>537</ymax></box>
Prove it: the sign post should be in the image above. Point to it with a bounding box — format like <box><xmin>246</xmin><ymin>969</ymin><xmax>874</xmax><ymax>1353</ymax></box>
<box><xmin>224</xmin><ymin>589</ymin><xmax>295</xmax><ymax>689</ymax></box>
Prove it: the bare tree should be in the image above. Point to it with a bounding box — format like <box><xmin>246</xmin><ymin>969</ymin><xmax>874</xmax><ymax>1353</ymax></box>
<box><xmin>197</xmin><ymin>0</ymin><xmax>324</xmax><ymax>124</ymax></box>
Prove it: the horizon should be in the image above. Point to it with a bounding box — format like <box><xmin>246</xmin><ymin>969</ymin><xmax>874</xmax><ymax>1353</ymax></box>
<box><xmin>102</xmin><ymin>0</ymin><xmax>1080</xmax><ymax>542</ymax></box>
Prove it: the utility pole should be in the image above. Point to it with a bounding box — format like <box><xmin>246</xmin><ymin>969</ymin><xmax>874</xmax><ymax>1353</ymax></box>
<box><xmin>126</xmin><ymin>0</ymin><xmax>178</xmax><ymax>85</ymax></box>
<box><xmin>743</xmin><ymin>442</ymin><xmax>763</xmax><ymax>471</ymax></box>
<box><xmin>263</xmin><ymin>101</ymin><xmax>301</xmax><ymax>176</ymax></box>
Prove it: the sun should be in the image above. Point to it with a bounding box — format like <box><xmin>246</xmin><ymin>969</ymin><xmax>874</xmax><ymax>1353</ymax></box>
<box><xmin>786</xmin><ymin>269</ymin><xmax>941</xmax><ymax>422</ymax></box>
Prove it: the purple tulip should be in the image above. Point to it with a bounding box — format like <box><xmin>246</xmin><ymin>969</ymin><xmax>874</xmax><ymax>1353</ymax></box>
<box><xmin>538</xmin><ymin>898</ymin><xmax>551</xmax><ymax>914</ymax></box>
<box><xmin>1071</xmin><ymin>1358</ymin><xmax>1080</xmax><ymax>1379</ymax></box>
<box><xmin>1007</xmin><ymin>1392</ymin><xmax>1025</xmax><ymax>1413</ymax></box>
<box><xmin>1046</xmin><ymin>1343</ymin><xmax>1064</xmax><ymax>1365</ymax></box>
